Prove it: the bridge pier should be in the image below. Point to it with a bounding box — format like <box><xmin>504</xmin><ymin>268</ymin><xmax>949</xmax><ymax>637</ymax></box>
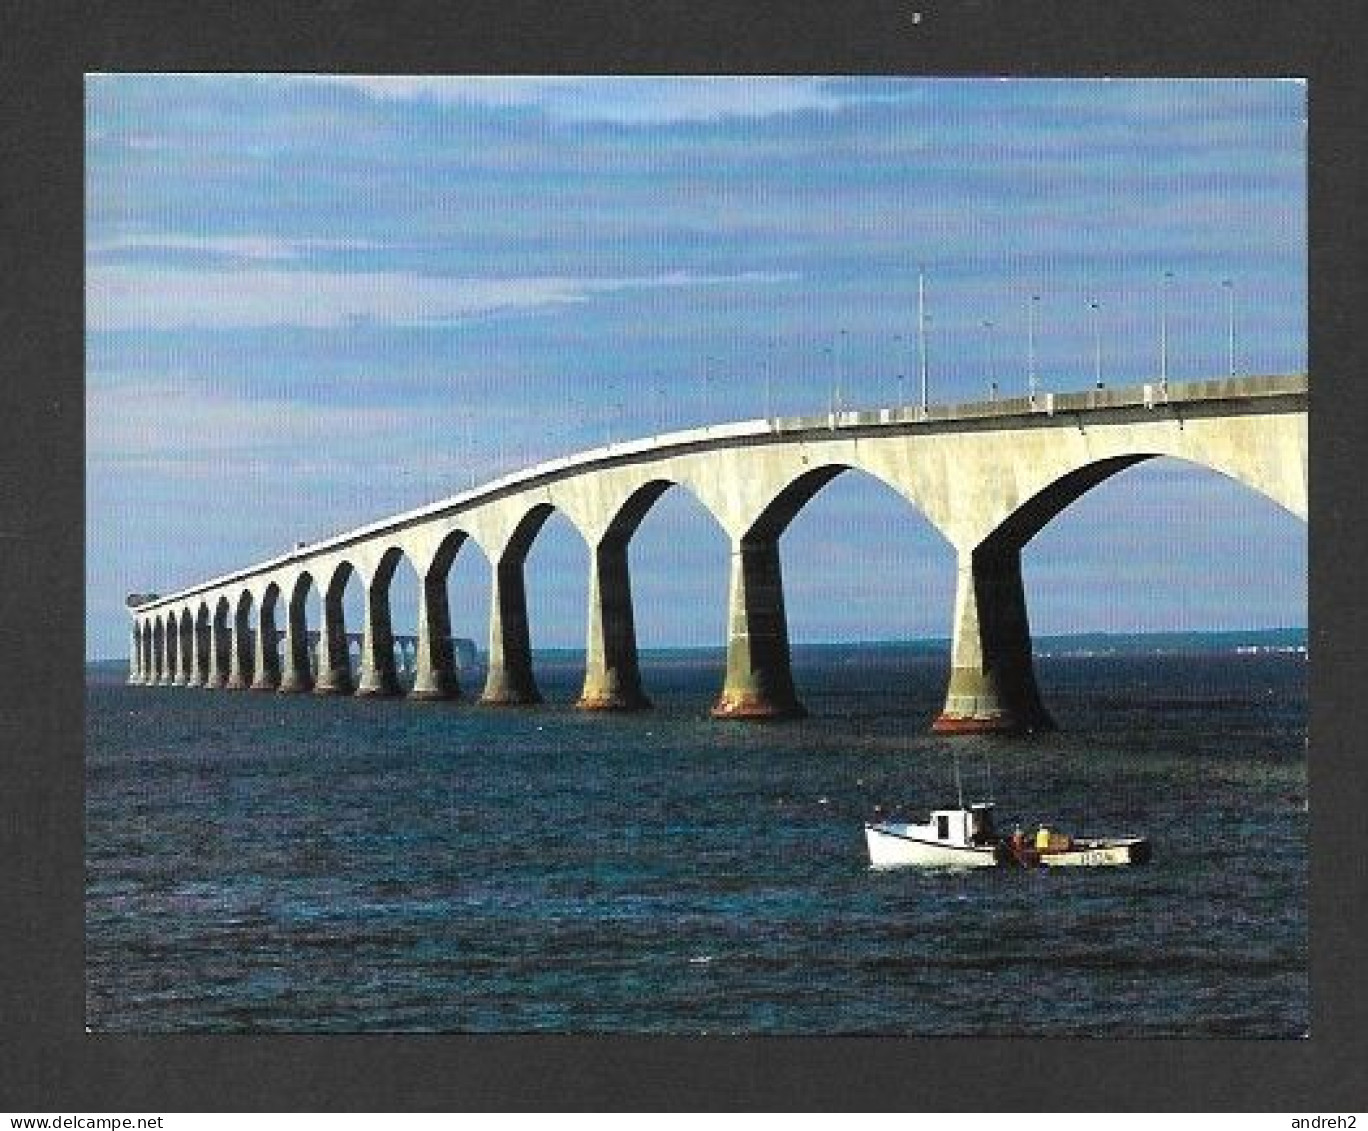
<box><xmin>226</xmin><ymin>611</ymin><xmax>253</xmax><ymax>690</ymax></box>
<box><xmin>480</xmin><ymin>556</ymin><xmax>542</xmax><ymax>706</ymax></box>
<box><xmin>277</xmin><ymin>595</ymin><xmax>313</xmax><ymax>693</ymax></box>
<box><xmin>162</xmin><ymin>622</ymin><xmax>179</xmax><ymax>685</ymax></box>
<box><xmin>179</xmin><ymin>620</ymin><xmax>196</xmax><ymax>686</ymax></box>
<box><xmin>313</xmin><ymin>595</ymin><xmax>354</xmax><ymax>695</ymax></box>
<box><xmin>356</xmin><ymin>582</ymin><xmax>403</xmax><ymax>697</ymax></box>
<box><xmin>410</xmin><ymin>576</ymin><xmax>459</xmax><ymax>700</ymax></box>
<box><xmin>933</xmin><ymin>543</ymin><xmax>1054</xmax><ymax>735</ymax></box>
<box><xmin>251</xmin><ymin>604</ymin><xmax>280</xmax><ymax>690</ymax></box>
<box><xmin>578</xmin><ymin>539</ymin><xmax>650</xmax><ymax>711</ymax></box>
<box><xmin>205</xmin><ymin>610</ymin><xmax>230</xmax><ymax>689</ymax></box>
<box><xmin>166</xmin><ymin>626</ymin><xmax>183</xmax><ymax>686</ymax></box>
<box><xmin>712</xmin><ymin>535</ymin><xmax>805</xmax><ymax>720</ymax></box>
<box><xmin>186</xmin><ymin>617</ymin><xmax>206</xmax><ymax>688</ymax></box>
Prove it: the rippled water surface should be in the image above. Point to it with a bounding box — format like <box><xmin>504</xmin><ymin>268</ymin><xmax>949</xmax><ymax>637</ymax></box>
<box><xmin>86</xmin><ymin>646</ymin><xmax>1307</xmax><ymax>1034</ymax></box>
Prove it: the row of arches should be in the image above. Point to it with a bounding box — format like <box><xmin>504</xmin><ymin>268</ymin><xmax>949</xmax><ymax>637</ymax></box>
<box><xmin>129</xmin><ymin>482</ymin><xmax>733</xmax><ymax>706</ymax></box>
<box><xmin>128</xmin><ymin>396</ymin><xmax>1308</xmax><ymax>733</ymax></box>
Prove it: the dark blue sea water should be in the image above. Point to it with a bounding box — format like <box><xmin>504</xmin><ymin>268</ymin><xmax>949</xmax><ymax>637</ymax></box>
<box><xmin>85</xmin><ymin>641</ymin><xmax>1308</xmax><ymax>1035</ymax></box>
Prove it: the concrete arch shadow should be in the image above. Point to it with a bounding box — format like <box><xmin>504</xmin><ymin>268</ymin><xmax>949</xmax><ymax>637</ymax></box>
<box><xmin>407</xmin><ymin>528</ymin><xmax>488</xmax><ymax>701</ymax></box>
<box><xmin>574</xmin><ymin>478</ymin><xmax>702</xmax><ymax>712</ymax></box>
<box><xmin>479</xmin><ymin>504</ymin><xmax>563</xmax><ymax>707</ymax></box>
<box><xmin>315</xmin><ymin>561</ymin><xmax>360</xmax><ymax>695</ymax></box>
<box><xmin>226</xmin><ymin>589</ymin><xmax>255</xmax><ymax>690</ymax></box>
<box><xmin>279</xmin><ymin>572</ymin><xmax>317</xmax><ymax>694</ymax></box>
<box><xmin>251</xmin><ymin>581</ymin><xmax>282</xmax><ymax>690</ymax></box>
<box><xmin>354</xmin><ymin>545</ymin><xmax>423</xmax><ymax>698</ymax></box>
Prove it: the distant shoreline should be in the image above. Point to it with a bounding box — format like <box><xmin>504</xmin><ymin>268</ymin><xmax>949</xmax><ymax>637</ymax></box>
<box><xmin>85</xmin><ymin>626</ymin><xmax>1308</xmax><ymax>671</ymax></box>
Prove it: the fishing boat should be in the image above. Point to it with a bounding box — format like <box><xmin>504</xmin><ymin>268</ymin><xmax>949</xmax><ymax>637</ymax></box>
<box><xmin>863</xmin><ymin>752</ymin><xmax>1150</xmax><ymax>869</ymax></box>
<box><xmin>864</xmin><ymin>803</ymin><xmax>1150</xmax><ymax>869</ymax></box>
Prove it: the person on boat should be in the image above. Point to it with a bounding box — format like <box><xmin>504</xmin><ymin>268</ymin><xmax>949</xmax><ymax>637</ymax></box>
<box><xmin>1035</xmin><ymin>825</ymin><xmax>1051</xmax><ymax>851</ymax></box>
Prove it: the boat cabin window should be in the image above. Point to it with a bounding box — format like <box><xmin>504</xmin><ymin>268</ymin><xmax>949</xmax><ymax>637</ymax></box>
<box><xmin>936</xmin><ymin>815</ymin><xmax>950</xmax><ymax>840</ymax></box>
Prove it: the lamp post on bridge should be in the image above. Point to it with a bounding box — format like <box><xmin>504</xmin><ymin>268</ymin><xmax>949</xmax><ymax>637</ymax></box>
<box><xmin>917</xmin><ymin>266</ymin><xmax>929</xmax><ymax>417</ymax></box>
<box><xmin>892</xmin><ymin>333</ymin><xmax>905</xmax><ymax>407</ymax></box>
<box><xmin>982</xmin><ymin>319</ymin><xmax>996</xmax><ymax>401</ymax></box>
<box><xmin>653</xmin><ymin>368</ymin><xmax>664</xmax><ymax>437</ymax></box>
<box><xmin>702</xmin><ymin>354</ymin><xmax>714</xmax><ymax>429</ymax></box>
<box><xmin>1159</xmin><ymin>270</ymin><xmax>1174</xmax><ymax>394</ymax></box>
<box><xmin>765</xmin><ymin>338</ymin><xmax>775</xmax><ymax>425</ymax></box>
<box><xmin>1027</xmin><ymin>293</ymin><xmax>1040</xmax><ymax>405</ymax></box>
<box><xmin>1090</xmin><ymin>299</ymin><xmax>1102</xmax><ymax>389</ymax></box>
<box><xmin>836</xmin><ymin>328</ymin><xmax>848</xmax><ymax>416</ymax></box>
<box><xmin>1222</xmin><ymin>278</ymin><xmax>1236</xmax><ymax>378</ymax></box>
<box><xmin>821</xmin><ymin>345</ymin><xmax>834</xmax><ymax>417</ymax></box>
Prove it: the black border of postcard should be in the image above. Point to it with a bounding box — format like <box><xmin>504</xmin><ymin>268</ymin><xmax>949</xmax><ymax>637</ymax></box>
<box><xmin>3</xmin><ymin>0</ymin><xmax>1364</xmax><ymax>1112</ymax></box>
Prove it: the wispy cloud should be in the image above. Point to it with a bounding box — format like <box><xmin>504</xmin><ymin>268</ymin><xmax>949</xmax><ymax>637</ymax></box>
<box><xmin>295</xmin><ymin>76</ymin><xmax>853</xmax><ymax>124</ymax></box>
<box><xmin>88</xmin><ymin>233</ymin><xmax>388</xmax><ymax>262</ymax></box>
<box><xmin>87</xmin><ymin>265</ymin><xmax>796</xmax><ymax>331</ymax></box>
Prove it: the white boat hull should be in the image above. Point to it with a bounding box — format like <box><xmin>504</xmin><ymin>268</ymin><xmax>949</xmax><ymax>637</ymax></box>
<box><xmin>864</xmin><ymin>823</ymin><xmax>1001</xmax><ymax>869</ymax></box>
<box><xmin>865</xmin><ymin>823</ymin><xmax>1151</xmax><ymax>869</ymax></box>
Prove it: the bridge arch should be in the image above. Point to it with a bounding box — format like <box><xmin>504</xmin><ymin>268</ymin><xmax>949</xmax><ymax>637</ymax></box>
<box><xmin>545</xmin><ymin>473</ymin><xmax>737</xmax><ymax>710</ymax></box>
<box><xmin>619</xmin><ymin>479</ymin><xmax>734</xmax><ymax>704</ymax></box>
<box><xmin>169</xmin><ymin>609</ymin><xmax>182</xmax><ymax>683</ymax></box>
<box><xmin>207</xmin><ymin>595</ymin><xmax>231</xmax><ymax>688</ymax></box>
<box><xmin>132</xmin><ymin>620</ymin><xmax>145</xmax><ymax>683</ymax></box>
<box><xmin>981</xmin><ymin>455</ymin><xmax>1155</xmax><ymax>555</ymax></box>
<box><xmin>151</xmin><ymin>617</ymin><xmax>165</xmax><ymax>683</ymax></box>
<box><xmin>988</xmin><ymin>450</ymin><xmax>1305</xmax><ymax>557</ymax></box>
<box><xmin>351</xmin><ymin>544</ymin><xmax>422</xmax><ymax>697</ymax></box>
<box><xmin>279</xmin><ymin>571</ymin><xmax>317</xmax><ymax>693</ymax></box>
<box><xmin>406</xmin><ymin>528</ymin><xmax>482</xmax><ymax>700</ymax></box>
<box><xmin>475</xmin><ymin>502</ymin><xmax>562</xmax><ymax>706</ymax></box>
<box><xmin>174</xmin><ymin>608</ymin><xmax>193</xmax><ymax>686</ymax></box>
<box><xmin>1020</xmin><ymin>454</ymin><xmax>1307</xmax><ymax>638</ymax></box>
<box><xmin>573</xmin><ymin>479</ymin><xmax>681</xmax><ymax>711</ymax></box>
<box><xmin>711</xmin><ymin>460</ymin><xmax>956</xmax><ymax>719</ymax></box>
<box><xmin>191</xmin><ymin>601</ymin><xmax>210</xmax><ymax>686</ymax></box>
<box><xmin>227</xmin><ymin>589</ymin><xmax>255</xmax><ymax>689</ymax></box>
<box><xmin>163</xmin><ymin>608</ymin><xmax>182</xmax><ymax>685</ymax></box>
<box><xmin>933</xmin><ymin>445</ymin><xmax>1307</xmax><ymax>735</ymax></box>
<box><xmin>315</xmin><ymin>559</ymin><xmax>360</xmax><ymax>695</ymax></box>
<box><xmin>251</xmin><ymin>580</ymin><xmax>282</xmax><ymax>690</ymax></box>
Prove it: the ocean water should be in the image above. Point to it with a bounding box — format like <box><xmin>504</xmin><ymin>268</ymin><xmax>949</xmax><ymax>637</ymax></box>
<box><xmin>85</xmin><ymin>642</ymin><xmax>1308</xmax><ymax>1035</ymax></box>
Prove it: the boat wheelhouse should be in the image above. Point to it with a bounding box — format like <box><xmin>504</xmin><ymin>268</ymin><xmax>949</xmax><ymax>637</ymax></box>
<box><xmin>864</xmin><ymin>802</ymin><xmax>1003</xmax><ymax>868</ymax></box>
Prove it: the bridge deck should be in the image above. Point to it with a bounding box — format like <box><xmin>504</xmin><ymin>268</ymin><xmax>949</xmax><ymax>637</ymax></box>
<box><xmin>131</xmin><ymin>373</ymin><xmax>1305</xmax><ymax>614</ymax></box>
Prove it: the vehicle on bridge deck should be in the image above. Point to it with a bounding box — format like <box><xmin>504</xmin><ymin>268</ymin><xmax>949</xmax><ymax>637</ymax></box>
<box><xmin>864</xmin><ymin>801</ymin><xmax>1151</xmax><ymax>869</ymax></box>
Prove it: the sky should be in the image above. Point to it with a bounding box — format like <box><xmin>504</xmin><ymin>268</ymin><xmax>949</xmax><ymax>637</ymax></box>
<box><xmin>85</xmin><ymin>76</ymin><xmax>1307</xmax><ymax>660</ymax></box>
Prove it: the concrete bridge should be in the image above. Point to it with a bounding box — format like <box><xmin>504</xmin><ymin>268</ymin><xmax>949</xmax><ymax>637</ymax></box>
<box><xmin>126</xmin><ymin>374</ymin><xmax>1307</xmax><ymax>734</ymax></box>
